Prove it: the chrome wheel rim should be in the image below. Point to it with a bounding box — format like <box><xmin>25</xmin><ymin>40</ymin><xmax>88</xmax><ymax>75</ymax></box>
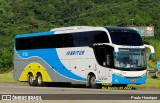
<box><xmin>37</xmin><ymin>76</ymin><xmax>42</xmax><ymax>84</ymax></box>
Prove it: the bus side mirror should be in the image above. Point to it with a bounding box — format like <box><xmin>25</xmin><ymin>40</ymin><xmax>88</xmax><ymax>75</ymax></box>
<box><xmin>150</xmin><ymin>53</ymin><xmax>155</xmax><ymax>58</ymax></box>
<box><xmin>144</xmin><ymin>44</ymin><xmax>155</xmax><ymax>58</ymax></box>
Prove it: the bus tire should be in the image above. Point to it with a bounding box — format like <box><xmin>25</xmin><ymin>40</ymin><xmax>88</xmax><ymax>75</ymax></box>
<box><xmin>89</xmin><ymin>75</ymin><xmax>97</xmax><ymax>88</ymax></box>
<box><xmin>28</xmin><ymin>73</ymin><xmax>37</xmax><ymax>86</ymax></box>
<box><xmin>36</xmin><ymin>73</ymin><xmax>45</xmax><ymax>87</ymax></box>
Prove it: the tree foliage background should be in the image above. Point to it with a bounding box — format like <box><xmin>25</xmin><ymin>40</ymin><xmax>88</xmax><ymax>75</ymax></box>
<box><xmin>0</xmin><ymin>0</ymin><xmax>160</xmax><ymax>72</ymax></box>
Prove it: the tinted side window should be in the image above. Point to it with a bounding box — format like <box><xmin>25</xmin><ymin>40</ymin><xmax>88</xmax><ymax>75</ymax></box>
<box><xmin>37</xmin><ymin>35</ymin><xmax>51</xmax><ymax>49</ymax></box>
<box><xmin>16</xmin><ymin>38</ymin><xmax>27</xmax><ymax>50</ymax></box>
<box><xmin>75</xmin><ymin>32</ymin><xmax>94</xmax><ymax>47</ymax></box>
<box><xmin>27</xmin><ymin>37</ymin><xmax>37</xmax><ymax>49</ymax></box>
<box><xmin>94</xmin><ymin>31</ymin><xmax>109</xmax><ymax>43</ymax></box>
<box><xmin>52</xmin><ymin>35</ymin><xmax>63</xmax><ymax>48</ymax></box>
<box><xmin>16</xmin><ymin>37</ymin><xmax>37</xmax><ymax>50</ymax></box>
<box><xmin>15</xmin><ymin>31</ymin><xmax>109</xmax><ymax>50</ymax></box>
<box><xmin>63</xmin><ymin>34</ymin><xmax>74</xmax><ymax>47</ymax></box>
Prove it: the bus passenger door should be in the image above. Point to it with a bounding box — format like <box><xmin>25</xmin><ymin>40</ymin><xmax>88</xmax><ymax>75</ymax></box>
<box><xmin>95</xmin><ymin>47</ymin><xmax>107</xmax><ymax>82</ymax></box>
<box><xmin>96</xmin><ymin>47</ymin><xmax>113</xmax><ymax>83</ymax></box>
<box><xmin>105</xmin><ymin>46</ymin><xmax>114</xmax><ymax>83</ymax></box>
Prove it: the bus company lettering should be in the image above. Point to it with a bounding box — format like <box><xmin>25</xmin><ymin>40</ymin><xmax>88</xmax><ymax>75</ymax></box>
<box><xmin>66</xmin><ymin>50</ymin><xmax>85</xmax><ymax>55</ymax></box>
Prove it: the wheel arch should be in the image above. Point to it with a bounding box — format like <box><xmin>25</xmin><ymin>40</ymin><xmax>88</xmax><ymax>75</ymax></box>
<box><xmin>36</xmin><ymin>72</ymin><xmax>42</xmax><ymax>76</ymax></box>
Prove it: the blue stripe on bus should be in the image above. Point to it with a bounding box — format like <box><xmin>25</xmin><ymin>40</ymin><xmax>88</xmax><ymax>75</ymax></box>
<box><xmin>15</xmin><ymin>31</ymin><xmax>54</xmax><ymax>38</ymax></box>
<box><xmin>17</xmin><ymin>48</ymin><xmax>87</xmax><ymax>81</ymax></box>
<box><xmin>112</xmin><ymin>74</ymin><xmax>146</xmax><ymax>84</ymax></box>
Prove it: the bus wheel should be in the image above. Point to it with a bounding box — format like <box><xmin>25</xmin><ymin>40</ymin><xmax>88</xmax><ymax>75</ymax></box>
<box><xmin>28</xmin><ymin>73</ymin><xmax>37</xmax><ymax>86</ymax></box>
<box><xmin>36</xmin><ymin>73</ymin><xmax>45</xmax><ymax>86</ymax></box>
<box><xmin>89</xmin><ymin>75</ymin><xmax>97</xmax><ymax>88</ymax></box>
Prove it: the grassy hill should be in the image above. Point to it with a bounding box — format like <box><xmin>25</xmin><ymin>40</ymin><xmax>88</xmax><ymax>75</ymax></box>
<box><xmin>0</xmin><ymin>0</ymin><xmax>160</xmax><ymax>72</ymax></box>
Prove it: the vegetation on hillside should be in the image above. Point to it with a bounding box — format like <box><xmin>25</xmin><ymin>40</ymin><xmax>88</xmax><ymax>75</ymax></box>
<box><xmin>0</xmin><ymin>0</ymin><xmax>160</xmax><ymax>72</ymax></box>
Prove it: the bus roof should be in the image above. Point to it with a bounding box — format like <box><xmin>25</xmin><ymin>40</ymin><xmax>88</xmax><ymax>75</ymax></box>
<box><xmin>15</xmin><ymin>31</ymin><xmax>54</xmax><ymax>38</ymax></box>
<box><xmin>15</xmin><ymin>26</ymin><xmax>137</xmax><ymax>38</ymax></box>
<box><xmin>50</xmin><ymin>26</ymin><xmax>94</xmax><ymax>32</ymax></box>
<box><xmin>104</xmin><ymin>26</ymin><xmax>136</xmax><ymax>33</ymax></box>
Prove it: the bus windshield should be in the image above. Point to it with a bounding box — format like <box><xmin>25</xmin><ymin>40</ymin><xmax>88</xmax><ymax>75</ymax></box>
<box><xmin>114</xmin><ymin>49</ymin><xmax>146</xmax><ymax>69</ymax></box>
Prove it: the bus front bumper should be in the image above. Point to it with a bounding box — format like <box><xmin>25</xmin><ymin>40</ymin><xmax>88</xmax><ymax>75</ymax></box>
<box><xmin>112</xmin><ymin>74</ymin><xmax>147</xmax><ymax>84</ymax></box>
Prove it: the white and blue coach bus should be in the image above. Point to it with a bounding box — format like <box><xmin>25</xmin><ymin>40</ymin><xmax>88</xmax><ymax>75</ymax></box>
<box><xmin>14</xmin><ymin>26</ymin><xmax>154</xmax><ymax>88</ymax></box>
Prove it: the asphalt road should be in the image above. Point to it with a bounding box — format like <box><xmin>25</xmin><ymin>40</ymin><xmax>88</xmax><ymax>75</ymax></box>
<box><xmin>0</xmin><ymin>83</ymin><xmax>159</xmax><ymax>103</ymax></box>
<box><xmin>0</xmin><ymin>83</ymin><xmax>159</xmax><ymax>94</ymax></box>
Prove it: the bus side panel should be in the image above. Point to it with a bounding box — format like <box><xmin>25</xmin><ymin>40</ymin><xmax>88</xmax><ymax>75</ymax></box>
<box><xmin>56</xmin><ymin>47</ymin><xmax>96</xmax><ymax>79</ymax></box>
<box><xmin>56</xmin><ymin>47</ymin><xmax>107</xmax><ymax>83</ymax></box>
<box><xmin>14</xmin><ymin>60</ymin><xmax>25</xmax><ymax>81</ymax></box>
<box><xmin>14</xmin><ymin>49</ymin><xmax>87</xmax><ymax>83</ymax></box>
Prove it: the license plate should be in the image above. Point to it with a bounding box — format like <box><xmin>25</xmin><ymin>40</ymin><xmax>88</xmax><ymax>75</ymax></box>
<box><xmin>130</xmin><ymin>79</ymin><xmax>136</xmax><ymax>82</ymax></box>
